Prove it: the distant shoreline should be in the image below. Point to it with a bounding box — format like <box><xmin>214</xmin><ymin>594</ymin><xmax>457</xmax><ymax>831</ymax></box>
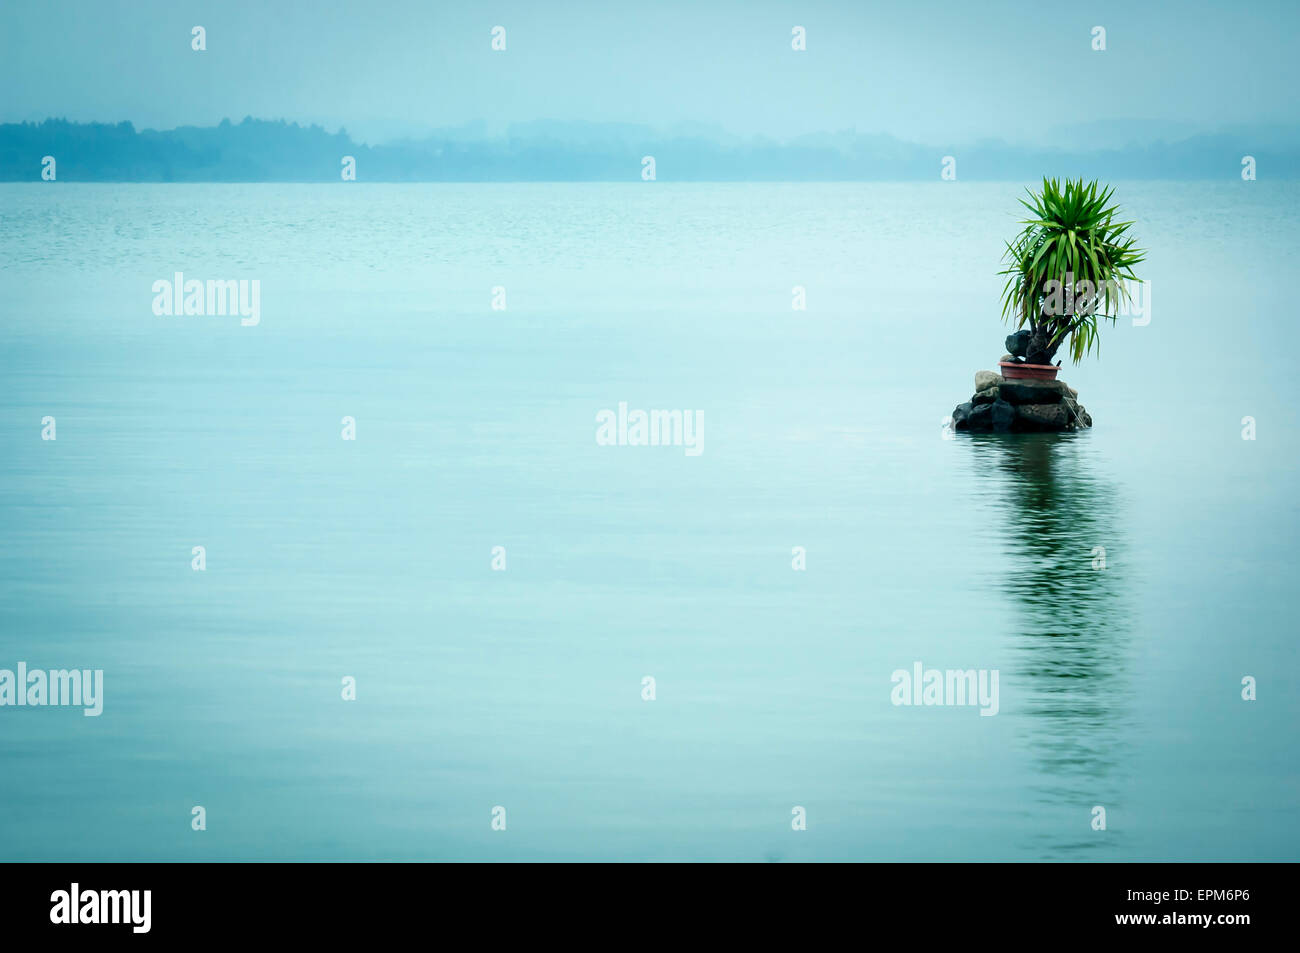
<box><xmin>4</xmin><ymin>117</ymin><xmax>1298</xmax><ymax>183</ymax></box>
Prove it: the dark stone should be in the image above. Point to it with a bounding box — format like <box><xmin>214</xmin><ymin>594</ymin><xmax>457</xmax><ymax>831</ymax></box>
<box><xmin>998</xmin><ymin>378</ymin><xmax>1070</xmax><ymax>404</ymax></box>
<box><xmin>1013</xmin><ymin>402</ymin><xmax>1070</xmax><ymax>431</ymax></box>
<box><xmin>967</xmin><ymin>402</ymin><xmax>993</xmax><ymax>431</ymax></box>
<box><xmin>991</xmin><ymin>399</ymin><xmax>1016</xmax><ymax>432</ymax></box>
<box><xmin>951</xmin><ymin>402</ymin><xmax>973</xmax><ymax>430</ymax></box>
<box><xmin>971</xmin><ymin>385</ymin><xmax>1000</xmax><ymax>405</ymax></box>
<box><xmin>1005</xmin><ymin>330</ymin><xmax>1032</xmax><ymax>358</ymax></box>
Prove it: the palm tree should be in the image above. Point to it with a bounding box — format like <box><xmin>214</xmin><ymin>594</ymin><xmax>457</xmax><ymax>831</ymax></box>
<box><xmin>999</xmin><ymin>178</ymin><xmax>1146</xmax><ymax>366</ymax></box>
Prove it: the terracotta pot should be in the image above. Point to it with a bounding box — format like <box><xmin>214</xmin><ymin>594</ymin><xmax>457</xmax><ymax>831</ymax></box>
<box><xmin>999</xmin><ymin>361</ymin><xmax>1059</xmax><ymax>381</ymax></box>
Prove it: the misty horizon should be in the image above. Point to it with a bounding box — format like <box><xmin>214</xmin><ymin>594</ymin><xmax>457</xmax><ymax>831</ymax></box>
<box><xmin>4</xmin><ymin>114</ymin><xmax>1296</xmax><ymax>181</ymax></box>
<box><xmin>8</xmin><ymin>114</ymin><xmax>1300</xmax><ymax>151</ymax></box>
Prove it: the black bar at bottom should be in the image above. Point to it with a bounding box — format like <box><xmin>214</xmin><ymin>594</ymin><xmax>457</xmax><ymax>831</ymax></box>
<box><xmin>1</xmin><ymin>862</ymin><xmax>1277</xmax><ymax>939</ymax></box>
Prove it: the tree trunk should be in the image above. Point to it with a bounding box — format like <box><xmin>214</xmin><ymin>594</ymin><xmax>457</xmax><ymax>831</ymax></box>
<box><xmin>1026</xmin><ymin>309</ymin><xmax>1061</xmax><ymax>366</ymax></box>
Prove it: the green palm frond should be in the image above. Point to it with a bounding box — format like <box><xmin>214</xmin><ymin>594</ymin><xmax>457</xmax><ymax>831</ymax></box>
<box><xmin>999</xmin><ymin>177</ymin><xmax>1146</xmax><ymax>363</ymax></box>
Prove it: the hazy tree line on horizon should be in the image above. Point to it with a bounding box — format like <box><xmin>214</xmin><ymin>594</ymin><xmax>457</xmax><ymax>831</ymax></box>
<box><xmin>2</xmin><ymin>116</ymin><xmax>1295</xmax><ymax>181</ymax></box>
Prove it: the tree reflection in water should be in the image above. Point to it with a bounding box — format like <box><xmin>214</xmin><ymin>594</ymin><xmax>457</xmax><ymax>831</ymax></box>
<box><xmin>967</xmin><ymin>432</ymin><xmax>1136</xmax><ymax>855</ymax></box>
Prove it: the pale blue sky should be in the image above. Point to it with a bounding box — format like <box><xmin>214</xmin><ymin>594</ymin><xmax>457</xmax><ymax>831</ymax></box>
<box><xmin>2</xmin><ymin>0</ymin><xmax>1297</xmax><ymax>144</ymax></box>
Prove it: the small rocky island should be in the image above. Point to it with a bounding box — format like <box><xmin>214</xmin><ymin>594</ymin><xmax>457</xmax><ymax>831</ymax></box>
<box><xmin>951</xmin><ymin>334</ymin><xmax>1092</xmax><ymax>433</ymax></box>
<box><xmin>951</xmin><ymin>372</ymin><xmax>1092</xmax><ymax>432</ymax></box>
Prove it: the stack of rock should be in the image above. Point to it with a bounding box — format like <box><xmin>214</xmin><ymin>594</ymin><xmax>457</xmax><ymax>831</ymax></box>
<box><xmin>951</xmin><ymin>366</ymin><xmax>1092</xmax><ymax>433</ymax></box>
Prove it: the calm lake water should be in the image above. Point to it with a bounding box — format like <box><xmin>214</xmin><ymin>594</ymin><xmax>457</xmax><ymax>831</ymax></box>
<box><xmin>1</xmin><ymin>182</ymin><xmax>1297</xmax><ymax>860</ymax></box>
